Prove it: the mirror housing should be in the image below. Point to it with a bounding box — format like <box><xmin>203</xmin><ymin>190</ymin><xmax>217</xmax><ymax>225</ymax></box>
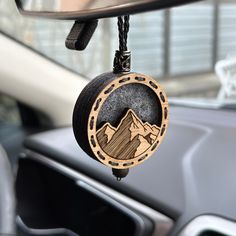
<box><xmin>16</xmin><ymin>0</ymin><xmax>202</xmax><ymax>21</ymax></box>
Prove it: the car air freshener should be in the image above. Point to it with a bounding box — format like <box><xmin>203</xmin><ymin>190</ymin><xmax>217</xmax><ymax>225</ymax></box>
<box><xmin>73</xmin><ymin>16</ymin><xmax>169</xmax><ymax>180</ymax></box>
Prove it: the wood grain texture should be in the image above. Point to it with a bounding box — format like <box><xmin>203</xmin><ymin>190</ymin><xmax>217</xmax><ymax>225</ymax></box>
<box><xmin>73</xmin><ymin>72</ymin><xmax>169</xmax><ymax>169</ymax></box>
<box><xmin>97</xmin><ymin>109</ymin><xmax>159</xmax><ymax>160</ymax></box>
<box><xmin>86</xmin><ymin>73</ymin><xmax>169</xmax><ymax>169</ymax></box>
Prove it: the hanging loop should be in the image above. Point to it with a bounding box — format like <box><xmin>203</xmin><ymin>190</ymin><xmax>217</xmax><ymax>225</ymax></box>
<box><xmin>113</xmin><ymin>16</ymin><xmax>131</xmax><ymax>73</ymax></box>
<box><xmin>118</xmin><ymin>15</ymin><xmax>130</xmax><ymax>51</ymax></box>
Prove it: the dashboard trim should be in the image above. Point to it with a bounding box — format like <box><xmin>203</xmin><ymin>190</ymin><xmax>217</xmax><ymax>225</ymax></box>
<box><xmin>21</xmin><ymin>149</ymin><xmax>174</xmax><ymax>236</ymax></box>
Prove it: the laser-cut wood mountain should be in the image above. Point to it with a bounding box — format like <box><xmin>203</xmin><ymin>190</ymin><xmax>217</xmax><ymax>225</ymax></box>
<box><xmin>96</xmin><ymin>109</ymin><xmax>160</xmax><ymax>160</ymax></box>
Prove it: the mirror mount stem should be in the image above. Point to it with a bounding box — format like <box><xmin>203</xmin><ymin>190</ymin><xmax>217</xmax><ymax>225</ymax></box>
<box><xmin>65</xmin><ymin>20</ymin><xmax>98</xmax><ymax>51</ymax></box>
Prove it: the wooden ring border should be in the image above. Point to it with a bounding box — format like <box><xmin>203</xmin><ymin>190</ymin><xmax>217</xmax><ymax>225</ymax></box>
<box><xmin>88</xmin><ymin>73</ymin><xmax>169</xmax><ymax>169</ymax></box>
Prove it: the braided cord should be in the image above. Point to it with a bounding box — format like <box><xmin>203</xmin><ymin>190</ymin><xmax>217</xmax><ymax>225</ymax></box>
<box><xmin>118</xmin><ymin>16</ymin><xmax>130</xmax><ymax>51</ymax></box>
<box><xmin>113</xmin><ymin>15</ymin><xmax>131</xmax><ymax>73</ymax></box>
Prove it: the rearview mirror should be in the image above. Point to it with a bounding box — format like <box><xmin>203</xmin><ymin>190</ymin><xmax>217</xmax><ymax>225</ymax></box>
<box><xmin>16</xmin><ymin>0</ymin><xmax>201</xmax><ymax>20</ymax></box>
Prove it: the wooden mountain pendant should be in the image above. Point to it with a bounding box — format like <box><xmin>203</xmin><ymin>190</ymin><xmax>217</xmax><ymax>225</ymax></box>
<box><xmin>97</xmin><ymin>109</ymin><xmax>160</xmax><ymax>160</ymax></box>
<box><xmin>73</xmin><ymin>72</ymin><xmax>169</xmax><ymax>174</ymax></box>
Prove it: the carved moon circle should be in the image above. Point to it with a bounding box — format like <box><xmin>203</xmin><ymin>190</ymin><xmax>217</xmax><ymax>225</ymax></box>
<box><xmin>73</xmin><ymin>72</ymin><xmax>169</xmax><ymax>169</ymax></box>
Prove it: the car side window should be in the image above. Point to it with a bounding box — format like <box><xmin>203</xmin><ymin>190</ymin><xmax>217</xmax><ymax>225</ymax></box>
<box><xmin>0</xmin><ymin>93</ymin><xmax>21</xmax><ymax>126</ymax></box>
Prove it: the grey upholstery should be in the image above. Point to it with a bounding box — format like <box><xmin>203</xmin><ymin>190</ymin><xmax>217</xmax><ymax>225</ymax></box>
<box><xmin>0</xmin><ymin>145</ymin><xmax>16</xmax><ymax>235</ymax></box>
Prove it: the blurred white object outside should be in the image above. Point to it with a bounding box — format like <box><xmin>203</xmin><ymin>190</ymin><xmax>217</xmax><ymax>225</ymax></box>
<box><xmin>215</xmin><ymin>57</ymin><xmax>236</xmax><ymax>100</ymax></box>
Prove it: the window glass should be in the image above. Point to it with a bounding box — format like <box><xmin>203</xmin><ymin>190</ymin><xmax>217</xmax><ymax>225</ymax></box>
<box><xmin>0</xmin><ymin>94</ymin><xmax>21</xmax><ymax>126</ymax></box>
<box><xmin>1</xmin><ymin>1</ymin><xmax>236</xmax><ymax>104</ymax></box>
<box><xmin>170</xmin><ymin>3</ymin><xmax>213</xmax><ymax>74</ymax></box>
<box><xmin>0</xmin><ymin>1</ymin><xmax>217</xmax><ymax>79</ymax></box>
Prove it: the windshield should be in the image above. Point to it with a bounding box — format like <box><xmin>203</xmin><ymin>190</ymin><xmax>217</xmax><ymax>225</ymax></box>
<box><xmin>1</xmin><ymin>1</ymin><xmax>236</xmax><ymax>108</ymax></box>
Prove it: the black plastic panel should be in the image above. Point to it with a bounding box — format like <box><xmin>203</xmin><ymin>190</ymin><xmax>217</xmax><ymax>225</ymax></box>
<box><xmin>24</xmin><ymin>106</ymin><xmax>236</xmax><ymax>234</ymax></box>
<box><xmin>16</xmin><ymin>158</ymin><xmax>153</xmax><ymax>236</ymax></box>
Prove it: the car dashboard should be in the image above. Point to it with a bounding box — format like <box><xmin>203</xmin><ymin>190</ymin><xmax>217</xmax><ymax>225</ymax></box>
<box><xmin>16</xmin><ymin>106</ymin><xmax>236</xmax><ymax>236</ymax></box>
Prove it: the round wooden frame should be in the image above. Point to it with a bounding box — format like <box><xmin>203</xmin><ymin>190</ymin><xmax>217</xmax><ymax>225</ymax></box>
<box><xmin>87</xmin><ymin>73</ymin><xmax>169</xmax><ymax>169</ymax></box>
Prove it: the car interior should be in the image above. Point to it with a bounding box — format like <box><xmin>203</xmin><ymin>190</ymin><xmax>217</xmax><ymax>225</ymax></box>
<box><xmin>1</xmin><ymin>0</ymin><xmax>236</xmax><ymax>236</ymax></box>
